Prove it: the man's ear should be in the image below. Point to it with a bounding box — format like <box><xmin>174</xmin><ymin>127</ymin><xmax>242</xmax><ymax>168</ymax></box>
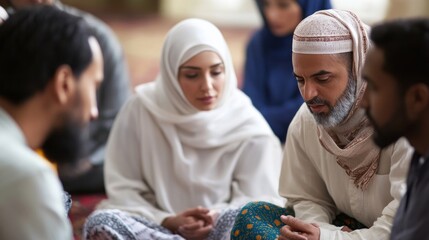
<box><xmin>52</xmin><ymin>65</ymin><xmax>76</xmax><ymax>106</ymax></box>
<box><xmin>405</xmin><ymin>83</ymin><xmax>429</xmax><ymax>120</ymax></box>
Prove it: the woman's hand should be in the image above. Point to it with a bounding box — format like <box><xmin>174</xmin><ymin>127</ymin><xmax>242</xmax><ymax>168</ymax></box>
<box><xmin>161</xmin><ymin>207</ymin><xmax>214</xmax><ymax>240</ymax></box>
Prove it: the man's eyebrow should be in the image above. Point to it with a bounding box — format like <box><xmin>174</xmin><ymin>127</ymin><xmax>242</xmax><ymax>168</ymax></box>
<box><xmin>310</xmin><ymin>70</ymin><xmax>331</xmax><ymax>78</ymax></box>
<box><xmin>293</xmin><ymin>70</ymin><xmax>331</xmax><ymax>78</ymax></box>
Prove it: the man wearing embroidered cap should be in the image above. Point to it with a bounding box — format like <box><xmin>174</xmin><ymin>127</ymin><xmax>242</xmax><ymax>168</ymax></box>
<box><xmin>231</xmin><ymin>9</ymin><xmax>413</xmax><ymax>240</ymax></box>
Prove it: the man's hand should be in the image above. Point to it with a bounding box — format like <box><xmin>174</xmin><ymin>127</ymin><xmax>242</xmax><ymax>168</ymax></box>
<box><xmin>279</xmin><ymin>215</ymin><xmax>320</xmax><ymax>240</ymax></box>
<box><xmin>161</xmin><ymin>207</ymin><xmax>214</xmax><ymax>240</ymax></box>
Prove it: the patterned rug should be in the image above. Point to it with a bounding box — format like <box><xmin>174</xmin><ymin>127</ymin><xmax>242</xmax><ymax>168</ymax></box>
<box><xmin>69</xmin><ymin>194</ymin><xmax>107</xmax><ymax>240</ymax></box>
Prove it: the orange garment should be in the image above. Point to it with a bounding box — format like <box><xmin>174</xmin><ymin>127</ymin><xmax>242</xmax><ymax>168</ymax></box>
<box><xmin>36</xmin><ymin>149</ymin><xmax>57</xmax><ymax>172</ymax></box>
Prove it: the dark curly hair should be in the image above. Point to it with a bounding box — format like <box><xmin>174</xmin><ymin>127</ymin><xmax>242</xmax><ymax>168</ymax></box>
<box><xmin>370</xmin><ymin>18</ymin><xmax>429</xmax><ymax>91</ymax></box>
<box><xmin>0</xmin><ymin>5</ymin><xmax>93</xmax><ymax>104</ymax></box>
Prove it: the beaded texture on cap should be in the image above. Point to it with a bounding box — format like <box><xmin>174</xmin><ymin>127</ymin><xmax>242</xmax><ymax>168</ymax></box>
<box><xmin>292</xmin><ymin>10</ymin><xmax>353</xmax><ymax>54</ymax></box>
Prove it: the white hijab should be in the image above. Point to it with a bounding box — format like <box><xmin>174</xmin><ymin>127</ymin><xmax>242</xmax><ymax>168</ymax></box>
<box><xmin>136</xmin><ymin>18</ymin><xmax>274</xmax><ymax>150</ymax></box>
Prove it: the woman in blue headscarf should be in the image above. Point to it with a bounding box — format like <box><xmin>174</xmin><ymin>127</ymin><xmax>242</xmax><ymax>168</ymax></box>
<box><xmin>242</xmin><ymin>0</ymin><xmax>331</xmax><ymax>142</ymax></box>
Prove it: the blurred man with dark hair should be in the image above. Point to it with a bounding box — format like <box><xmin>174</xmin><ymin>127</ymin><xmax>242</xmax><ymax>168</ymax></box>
<box><xmin>7</xmin><ymin>0</ymin><xmax>131</xmax><ymax>194</ymax></box>
<box><xmin>361</xmin><ymin>18</ymin><xmax>429</xmax><ymax>240</ymax></box>
<box><xmin>0</xmin><ymin>5</ymin><xmax>103</xmax><ymax>239</ymax></box>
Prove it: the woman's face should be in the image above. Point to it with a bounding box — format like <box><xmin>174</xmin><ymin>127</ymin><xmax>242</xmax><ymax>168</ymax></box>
<box><xmin>178</xmin><ymin>51</ymin><xmax>226</xmax><ymax>111</ymax></box>
<box><xmin>263</xmin><ymin>0</ymin><xmax>303</xmax><ymax>37</ymax></box>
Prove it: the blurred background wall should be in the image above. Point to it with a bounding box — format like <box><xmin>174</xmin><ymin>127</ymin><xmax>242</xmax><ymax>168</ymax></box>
<box><xmin>1</xmin><ymin>0</ymin><xmax>428</xmax><ymax>87</ymax></box>
<box><xmin>1</xmin><ymin>0</ymin><xmax>428</xmax><ymax>25</ymax></box>
<box><xmin>57</xmin><ymin>0</ymin><xmax>428</xmax><ymax>26</ymax></box>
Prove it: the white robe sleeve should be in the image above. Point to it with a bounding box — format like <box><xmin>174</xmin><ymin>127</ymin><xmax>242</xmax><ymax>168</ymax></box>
<box><xmin>318</xmin><ymin>139</ymin><xmax>411</xmax><ymax>240</ymax></box>
<box><xmin>100</xmin><ymin>97</ymin><xmax>173</xmax><ymax>224</ymax></box>
<box><xmin>279</xmin><ymin>111</ymin><xmax>338</xmax><ymax>226</ymax></box>
<box><xmin>279</xmin><ymin>106</ymin><xmax>412</xmax><ymax>240</ymax></box>
<box><xmin>0</xmin><ymin>169</ymin><xmax>72</xmax><ymax>240</ymax></box>
<box><xmin>216</xmin><ymin>136</ymin><xmax>285</xmax><ymax>209</ymax></box>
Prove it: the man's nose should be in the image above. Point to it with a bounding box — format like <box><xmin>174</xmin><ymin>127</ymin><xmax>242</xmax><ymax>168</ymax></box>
<box><xmin>90</xmin><ymin>105</ymin><xmax>98</xmax><ymax>121</ymax></box>
<box><xmin>302</xmin><ymin>81</ymin><xmax>318</xmax><ymax>101</ymax></box>
<box><xmin>90</xmin><ymin>91</ymin><xmax>99</xmax><ymax>121</ymax></box>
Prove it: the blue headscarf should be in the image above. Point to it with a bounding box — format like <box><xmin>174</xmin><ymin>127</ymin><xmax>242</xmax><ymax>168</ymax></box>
<box><xmin>242</xmin><ymin>0</ymin><xmax>331</xmax><ymax>142</ymax></box>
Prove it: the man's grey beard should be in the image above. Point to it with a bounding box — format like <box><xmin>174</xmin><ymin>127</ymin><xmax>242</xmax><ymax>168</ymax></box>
<box><xmin>310</xmin><ymin>77</ymin><xmax>356</xmax><ymax>128</ymax></box>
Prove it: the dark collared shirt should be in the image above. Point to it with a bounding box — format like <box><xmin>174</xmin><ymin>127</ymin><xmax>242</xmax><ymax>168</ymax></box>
<box><xmin>390</xmin><ymin>151</ymin><xmax>429</xmax><ymax>239</ymax></box>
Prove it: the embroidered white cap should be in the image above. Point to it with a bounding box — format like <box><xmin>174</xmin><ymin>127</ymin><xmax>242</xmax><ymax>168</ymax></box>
<box><xmin>292</xmin><ymin>10</ymin><xmax>353</xmax><ymax>54</ymax></box>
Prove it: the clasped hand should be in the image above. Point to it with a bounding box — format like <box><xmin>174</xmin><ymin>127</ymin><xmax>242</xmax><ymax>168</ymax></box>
<box><xmin>162</xmin><ymin>207</ymin><xmax>218</xmax><ymax>240</ymax></box>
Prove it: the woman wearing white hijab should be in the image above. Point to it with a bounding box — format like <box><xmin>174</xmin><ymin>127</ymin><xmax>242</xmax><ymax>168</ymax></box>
<box><xmin>83</xmin><ymin>18</ymin><xmax>283</xmax><ymax>240</ymax></box>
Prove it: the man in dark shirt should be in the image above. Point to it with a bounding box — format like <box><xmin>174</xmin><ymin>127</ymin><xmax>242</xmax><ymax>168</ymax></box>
<box><xmin>361</xmin><ymin>18</ymin><xmax>429</xmax><ymax>240</ymax></box>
